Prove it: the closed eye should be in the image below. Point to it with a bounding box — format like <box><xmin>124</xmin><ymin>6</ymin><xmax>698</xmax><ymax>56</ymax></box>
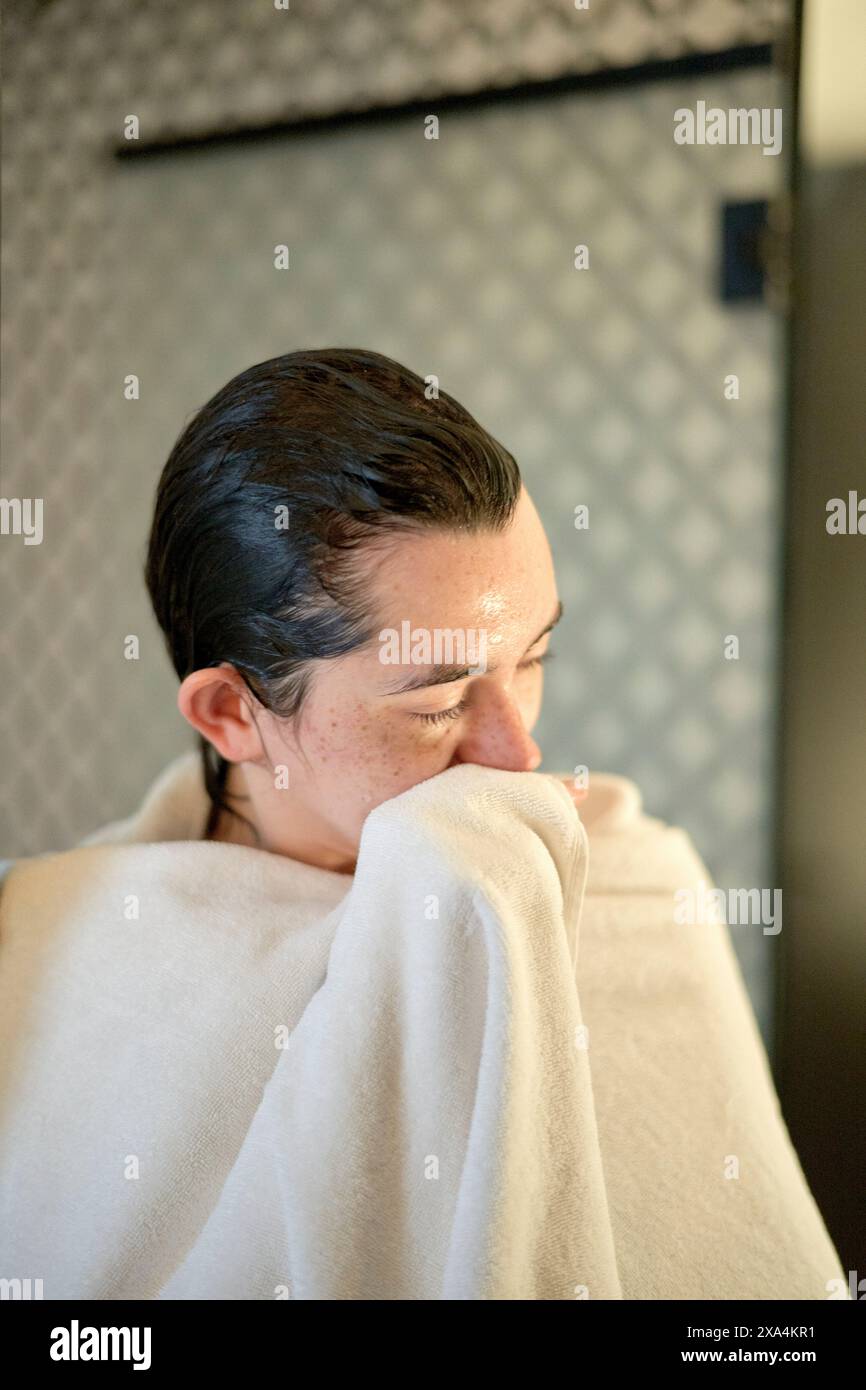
<box><xmin>409</xmin><ymin>650</ymin><xmax>555</xmax><ymax>725</ymax></box>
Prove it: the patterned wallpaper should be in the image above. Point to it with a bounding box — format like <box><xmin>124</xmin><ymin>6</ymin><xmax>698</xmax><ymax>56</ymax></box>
<box><xmin>7</xmin><ymin>0</ymin><xmax>788</xmax><ymax>144</ymax></box>
<box><xmin>1</xmin><ymin>1</ymin><xmax>790</xmax><ymax>1043</ymax></box>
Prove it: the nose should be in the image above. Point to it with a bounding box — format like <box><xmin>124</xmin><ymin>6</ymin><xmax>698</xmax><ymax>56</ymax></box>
<box><xmin>451</xmin><ymin>683</ymin><xmax>542</xmax><ymax>773</ymax></box>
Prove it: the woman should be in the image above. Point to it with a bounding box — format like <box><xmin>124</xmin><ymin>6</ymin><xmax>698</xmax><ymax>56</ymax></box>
<box><xmin>0</xmin><ymin>348</ymin><xmax>847</xmax><ymax>1300</ymax></box>
<box><xmin>146</xmin><ymin>344</ymin><xmax>563</xmax><ymax>868</ymax></box>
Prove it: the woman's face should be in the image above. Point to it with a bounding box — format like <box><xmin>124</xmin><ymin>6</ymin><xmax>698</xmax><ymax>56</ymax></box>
<box><xmin>252</xmin><ymin>484</ymin><xmax>561</xmax><ymax>861</ymax></box>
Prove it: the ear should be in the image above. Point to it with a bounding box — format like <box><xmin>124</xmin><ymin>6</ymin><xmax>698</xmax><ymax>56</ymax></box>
<box><xmin>177</xmin><ymin>663</ymin><xmax>263</xmax><ymax>763</ymax></box>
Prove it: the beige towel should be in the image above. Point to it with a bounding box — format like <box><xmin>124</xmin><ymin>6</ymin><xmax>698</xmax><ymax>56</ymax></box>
<box><xmin>0</xmin><ymin>754</ymin><xmax>847</xmax><ymax>1299</ymax></box>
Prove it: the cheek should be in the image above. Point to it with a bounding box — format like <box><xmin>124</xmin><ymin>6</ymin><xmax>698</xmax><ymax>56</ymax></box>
<box><xmin>300</xmin><ymin>702</ymin><xmax>441</xmax><ymax>791</ymax></box>
<box><xmin>300</xmin><ymin>703</ymin><xmax>381</xmax><ymax>765</ymax></box>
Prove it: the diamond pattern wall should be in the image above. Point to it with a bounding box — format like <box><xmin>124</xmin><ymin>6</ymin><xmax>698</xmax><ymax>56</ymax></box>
<box><xmin>6</xmin><ymin>0</ymin><xmax>788</xmax><ymax>144</ymax></box>
<box><xmin>1</xmin><ymin>2</ymin><xmax>789</xmax><ymax>1044</ymax></box>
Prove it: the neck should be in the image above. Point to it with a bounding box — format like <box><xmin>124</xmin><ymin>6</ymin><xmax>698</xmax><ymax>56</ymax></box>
<box><xmin>208</xmin><ymin>761</ymin><xmax>357</xmax><ymax>875</ymax></box>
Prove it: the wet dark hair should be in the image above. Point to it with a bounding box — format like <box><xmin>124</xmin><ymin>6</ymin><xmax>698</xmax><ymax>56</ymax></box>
<box><xmin>144</xmin><ymin>347</ymin><xmax>522</xmax><ymax>840</ymax></box>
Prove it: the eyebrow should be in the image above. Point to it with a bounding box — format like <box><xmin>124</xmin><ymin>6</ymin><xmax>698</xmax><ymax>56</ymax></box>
<box><xmin>377</xmin><ymin>599</ymin><xmax>564</xmax><ymax>696</ymax></box>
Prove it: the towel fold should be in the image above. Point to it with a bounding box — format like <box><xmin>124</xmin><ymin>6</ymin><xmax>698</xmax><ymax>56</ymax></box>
<box><xmin>0</xmin><ymin>755</ymin><xmax>847</xmax><ymax>1300</ymax></box>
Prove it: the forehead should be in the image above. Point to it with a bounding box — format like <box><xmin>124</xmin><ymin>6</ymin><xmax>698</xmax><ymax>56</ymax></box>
<box><xmin>372</xmin><ymin>505</ymin><xmax>556</xmax><ymax>631</ymax></box>
<box><xmin>363</xmin><ymin>492</ymin><xmax>556</xmax><ymax>641</ymax></box>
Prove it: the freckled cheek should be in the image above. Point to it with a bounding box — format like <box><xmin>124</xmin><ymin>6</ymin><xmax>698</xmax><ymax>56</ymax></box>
<box><xmin>301</xmin><ymin>703</ymin><xmax>447</xmax><ymax>793</ymax></box>
<box><xmin>358</xmin><ymin>714</ymin><xmax>443</xmax><ymax>778</ymax></box>
<box><xmin>295</xmin><ymin>707</ymin><xmax>367</xmax><ymax>765</ymax></box>
<box><xmin>304</xmin><ymin>706</ymin><xmax>408</xmax><ymax>765</ymax></box>
<box><xmin>359</xmin><ymin>715</ymin><xmax>448</xmax><ymax>789</ymax></box>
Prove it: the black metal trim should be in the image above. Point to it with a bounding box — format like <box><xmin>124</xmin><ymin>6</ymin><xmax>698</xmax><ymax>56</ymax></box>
<box><xmin>112</xmin><ymin>43</ymin><xmax>775</xmax><ymax>160</ymax></box>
